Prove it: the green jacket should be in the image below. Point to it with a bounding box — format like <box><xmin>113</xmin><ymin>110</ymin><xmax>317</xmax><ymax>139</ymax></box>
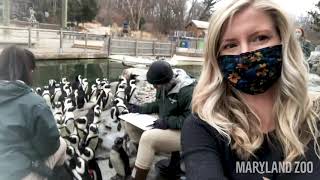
<box><xmin>0</xmin><ymin>81</ymin><xmax>60</xmax><ymax>180</ymax></box>
<box><xmin>140</xmin><ymin>69</ymin><xmax>196</xmax><ymax>129</ymax></box>
<box><xmin>299</xmin><ymin>38</ymin><xmax>314</xmax><ymax>59</ymax></box>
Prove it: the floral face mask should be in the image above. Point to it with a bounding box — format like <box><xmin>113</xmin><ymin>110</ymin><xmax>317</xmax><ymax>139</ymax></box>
<box><xmin>218</xmin><ymin>45</ymin><xmax>282</xmax><ymax>95</ymax></box>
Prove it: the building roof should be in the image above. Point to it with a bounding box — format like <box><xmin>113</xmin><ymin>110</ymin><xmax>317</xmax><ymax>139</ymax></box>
<box><xmin>186</xmin><ymin>20</ymin><xmax>209</xmax><ymax>29</ymax></box>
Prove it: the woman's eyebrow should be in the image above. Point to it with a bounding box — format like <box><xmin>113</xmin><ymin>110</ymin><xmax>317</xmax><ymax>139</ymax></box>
<box><xmin>249</xmin><ymin>29</ymin><xmax>273</xmax><ymax>37</ymax></box>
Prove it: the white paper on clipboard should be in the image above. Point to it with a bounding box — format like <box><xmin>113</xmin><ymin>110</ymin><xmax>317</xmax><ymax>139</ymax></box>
<box><xmin>119</xmin><ymin>113</ymin><xmax>157</xmax><ymax>130</ymax></box>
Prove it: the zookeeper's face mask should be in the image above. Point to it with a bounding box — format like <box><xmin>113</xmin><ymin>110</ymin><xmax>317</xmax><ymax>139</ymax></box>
<box><xmin>218</xmin><ymin>45</ymin><xmax>283</xmax><ymax>95</ymax></box>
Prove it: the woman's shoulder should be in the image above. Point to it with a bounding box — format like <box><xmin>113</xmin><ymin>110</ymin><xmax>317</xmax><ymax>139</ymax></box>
<box><xmin>182</xmin><ymin>114</ymin><xmax>228</xmax><ymax>144</ymax></box>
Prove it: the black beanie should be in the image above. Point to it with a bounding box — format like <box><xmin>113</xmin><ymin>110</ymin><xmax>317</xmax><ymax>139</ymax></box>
<box><xmin>147</xmin><ymin>60</ymin><xmax>173</xmax><ymax>84</ymax></box>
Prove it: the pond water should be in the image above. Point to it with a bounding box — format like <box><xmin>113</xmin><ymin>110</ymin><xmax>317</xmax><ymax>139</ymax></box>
<box><xmin>33</xmin><ymin>59</ymin><xmax>202</xmax><ymax>87</ymax></box>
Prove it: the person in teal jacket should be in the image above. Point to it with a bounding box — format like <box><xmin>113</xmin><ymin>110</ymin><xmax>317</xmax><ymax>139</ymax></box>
<box><xmin>127</xmin><ymin>61</ymin><xmax>196</xmax><ymax>180</ymax></box>
<box><xmin>0</xmin><ymin>46</ymin><xmax>66</xmax><ymax>180</ymax></box>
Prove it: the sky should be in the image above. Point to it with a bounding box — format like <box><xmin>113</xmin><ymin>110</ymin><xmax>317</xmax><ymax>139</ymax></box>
<box><xmin>211</xmin><ymin>0</ymin><xmax>319</xmax><ymax>18</ymax></box>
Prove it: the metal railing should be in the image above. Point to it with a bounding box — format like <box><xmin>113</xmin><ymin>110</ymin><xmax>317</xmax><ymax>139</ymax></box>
<box><xmin>0</xmin><ymin>26</ymin><xmax>175</xmax><ymax>57</ymax></box>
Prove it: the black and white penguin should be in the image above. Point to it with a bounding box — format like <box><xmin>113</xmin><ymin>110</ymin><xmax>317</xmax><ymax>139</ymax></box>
<box><xmin>72</xmin><ymin>75</ymin><xmax>82</xmax><ymax>90</ymax></box>
<box><xmin>109</xmin><ymin>137</ymin><xmax>131</xmax><ymax>179</ymax></box>
<box><xmin>116</xmin><ymin>76</ymin><xmax>127</xmax><ymax>92</ymax></box>
<box><xmin>62</xmin><ymin>83</ymin><xmax>72</xmax><ymax>97</ymax></box>
<box><xmin>48</xmin><ymin>79</ymin><xmax>56</xmax><ymax>95</ymax></box>
<box><xmin>126</xmin><ymin>79</ymin><xmax>137</xmax><ymax>103</ymax></box>
<box><xmin>101</xmin><ymin>83</ymin><xmax>113</xmax><ymax>110</ymax></box>
<box><xmin>81</xmin><ymin>78</ymin><xmax>89</xmax><ymax>99</ymax></box>
<box><xmin>66</xmin><ymin>134</ymin><xmax>80</xmax><ymax>155</ymax></box>
<box><xmin>88</xmin><ymin>84</ymin><xmax>98</xmax><ymax>103</ymax></box>
<box><xmin>66</xmin><ymin>145</ymin><xmax>76</xmax><ymax>167</ymax></box>
<box><xmin>110</xmin><ymin>98</ymin><xmax>129</xmax><ymax>131</ymax></box>
<box><xmin>115</xmin><ymin>84</ymin><xmax>126</xmax><ymax>100</ymax></box>
<box><xmin>61</xmin><ymin>77</ymin><xmax>68</xmax><ymax>86</ymax></box>
<box><xmin>35</xmin><ymin>87</ymin><xmax>42</xmax><ymax>96</ymax></box>
<box><xmin>75</xmin><ymin>117</ymin><xmax>88</xmax><ymax>141</ymax></box>
<box><xmin>93</xmin><ymin>106</ymin><xmax>102</xmax><ymax>125</ymax></box>
<box><xmin>74</xmin><ymin>87</ymin><xmax>86</xmax><ymax>109</ymax></box>
<box><xmin>53</xmin><ymin>101</ymin><xmax>63</xmax><ymax>120</ymax></box>
<box><xmin>64</xmin><ymin>107</ymin><xmax>75</xmax><ymax>136</ymax></box>
<box><xmin>74</xmin><ymin>156</ymin><xmax>91</xmax><ymax>180</ymax></box>
<box><xmin>84</xmin><ymin>124</ymin><xmax>100</xmax><ymax>151</ymax></box>
<box><xmin>42</xmin><ymin>85</ymin><xmax>52</xmax><ymax>109</ymax></box>
<box><xmin>52</xmin><ymin>83</ymin><xmax>62</xmax><ymax>104</ymax></box>
<box><xmin>80</xmin><ymin>147</ymin><xmax>95</xmax><ymax>162</ymax></box>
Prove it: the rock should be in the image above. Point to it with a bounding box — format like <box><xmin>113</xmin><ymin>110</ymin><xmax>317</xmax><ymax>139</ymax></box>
<box><xmin>309</xmin><ymin>51</ymin><xmax>320</xmax><ymax>74</ymax></box>
<box><xmin>315</xmin><ymin>45</ymin><xmax>320</xmax><ymax>52</ymax></box>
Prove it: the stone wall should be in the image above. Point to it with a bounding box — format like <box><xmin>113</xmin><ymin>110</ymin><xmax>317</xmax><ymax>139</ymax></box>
<box><xmin>309</xmin><ymin>45</ymin><xmax>320</xmax><ymax>75</ymax></box>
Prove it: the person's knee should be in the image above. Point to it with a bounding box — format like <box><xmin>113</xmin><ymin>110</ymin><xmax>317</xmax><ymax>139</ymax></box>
<box><xmin>139</xmin><ymin>129</ymin><xmax>162</xmax><ymax>147</ymax></box>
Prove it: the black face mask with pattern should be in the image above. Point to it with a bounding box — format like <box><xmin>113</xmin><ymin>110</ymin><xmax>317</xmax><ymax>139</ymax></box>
<box><xmin>218</xmin><ymin>45</ymin><xmax>283</xmax><ymax>95</ymax></box>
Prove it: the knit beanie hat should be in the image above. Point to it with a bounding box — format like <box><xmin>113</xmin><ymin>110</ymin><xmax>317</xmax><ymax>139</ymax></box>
<box><xmin>147</xmin><ymin>60</ymin><xmax>173</xmax><ymax>84</ymax></box>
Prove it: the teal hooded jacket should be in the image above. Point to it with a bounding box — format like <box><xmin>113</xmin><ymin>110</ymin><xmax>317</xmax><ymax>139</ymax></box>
<box><xmin>0</xmin><ymin>80</ymin><xmax>60</xmax><ymax>180</ymax></box>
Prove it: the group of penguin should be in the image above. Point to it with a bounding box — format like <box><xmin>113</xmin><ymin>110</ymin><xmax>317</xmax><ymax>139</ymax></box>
<box><xmin>34</xmin><ymin>74</ymin><xmax>139</xmax><ymax>180</ymax></box>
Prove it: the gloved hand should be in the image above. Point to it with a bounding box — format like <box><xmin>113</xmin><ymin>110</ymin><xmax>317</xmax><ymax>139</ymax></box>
<box><xmin>152</xmin><ymin>119</ymin><xmax>169</xmax><ymax>130</ymax></box>
<box><xmin>127</xmin><ymin>104</ymin><xmax>141</xmax><ymax>113</ymax></box>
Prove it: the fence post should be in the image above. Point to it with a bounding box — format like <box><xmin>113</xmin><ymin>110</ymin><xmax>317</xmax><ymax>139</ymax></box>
<box><xmin>103</xmin><ymin>36</ymin><xmax>107</xmax><ymax>52</ymax></box>
<box><xmin>152</xmin><ymin>40</ymin><xmax>155</xmax><ymax>56</ymax></box>
<box><xmin>107</xmin><ymin>37</ymin><xmax>111</xmax><ymax>56</ymax></box>
<box><xmin>28</xmin><ymin>27</ymin><xmax>32</xmax><ymax>48</ymax></box>
<box><xmin>170</xmin><ymin>41</ymin><xmax>173</xmax><ymax>57</ymax></box>
<box><xmin>135</xmin><ymin>39</ymin><xmax>138</xmax><ymax>56</ymax></box>
<box><xmin>59</xmin><ymin>28</ymin><xmax>63</xmax><ymax>53</ymax></box>
<box><xmin>85</xmin><ymin>33</ymin><xmax>88</xmax><ymax>53</ymax></box>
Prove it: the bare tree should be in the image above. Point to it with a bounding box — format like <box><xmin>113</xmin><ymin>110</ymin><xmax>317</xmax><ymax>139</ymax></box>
<box><xmin>125</xmin><ymin>0</ymin><xmax>145</xmax><ymax>30</ymax></box>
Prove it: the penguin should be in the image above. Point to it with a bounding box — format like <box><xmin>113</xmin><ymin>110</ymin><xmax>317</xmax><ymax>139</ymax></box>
<box><xmin>84</xmin><ymin>124</ymin><xmax>100</xmax><ymax>151</ymax></box>
<box><xmin>48</xmin><ymin>79</ymin><xmax>56</xmax><ymax>95</ymax></box>
<box><xmin>80</xmin><ymin>146</ymin><xmax>95</xmax><ymax>162</ymax></box>
<box><xmin>53</xmin><ymin>101</ymin><xmax>64</xmax><ymax>128</ymax></box>
<box><xmin>109</xmin><ymin>137</ymin><xmax>131</xmax><ymax>179</ymax></box>
<box><xmin>115</xmin><ymin>84</ymin><xmax>126</xmax><ymax>100</ymax></box>
<box><xmin>75</xmin><ymin>117</ymin><xmax>88</xmax><ymax>141</ymax></box>
<box><xmin>87</xmin><ymin>105</ymin><xmax>102</xmax><ymax>125</ymax></box>
<box><xmin>81</xmin><ymin>78</ymin><xmax>89</xmax><ymax>99</ymax></box>
<box><xmin>93</xmin><ymin>105</ymin><xmax>102</xmax><ymax>125</ymax></box>
<box><xmin>35</xmin><ymin>87</ymin><xmax>42</xmax><ymax>96</ymax></box>
<box><xmin>66</xmin><ymin>145</ymin><xmax>77</xmax><ymax>168</ymax></box>
<box><xmin>73</xmin><ymin>157</ymin><xmax>90</xmax><ymax>180</ymax></box>
<box><xmin>58</xmin><ymin>123</ymin><xmax>71</xmax><ymax>139</ymax></box>
<box><xmin>101</xmin><ymin>83</ymin><xmax>113</xmax><ymax>110</ymax></box>
<box><xmin>64</xmin><ymin>107</ymin><xmax>75</xmax><ymax>133</ymax></box>
<box><xmin>126</xmin><ymin>79</ymin><xmax>137</xmax><ymax>103</ymax></box>
<box><xmin>52</xmin><ymin>83</ymin><xmax>62</xmax><ymax>104</ymax></box>
<box><xmin>62</xmin><ymin>83</ymin><xmax>72</xmax><ymax>97</ymax></box>
<box><xmin>102</xmin><ymin>78</ymin><xmax>109</xmax><ymax>84</ymax></box>
<box><xmin>95</xmin><ymin>78</ymin><xmax>101</xmax><ymax>87</ymax></box>
<box><xmin>65</xmin><ymin>134</ymin><xmax>80</xmax><ymax>155</ymax></box>
<box><xmin>75</xmin><ymin>87</ymin><xmax>86</xmax><ymax>109</ymax></box>
<box><xmin>64</xmin><ymin>98</ymin><xmax>75</xmax><ymax>113</ymax></box>
<box><xmin>88</xmin><ymin>84</ymin><xmax>98</xmax><ymax>103</ymax></box>
<box><xmin>61</xmin><ymin>77</ymin><xmax>68</xmax><ymax>85</ymax></box>
<box><xmin>72</xmin><ymin>75</ymin><xmax>82</xmax><ymax>90</ymax></box>
<box><xmin>42</xmin><ymin>86</ymin><xmax>52</xmax><ymax>109</ymax></box>
<box><xmin>110</xmin><ymin>98</ymin><xmax>129</xmax><ymax>131</ymax></box>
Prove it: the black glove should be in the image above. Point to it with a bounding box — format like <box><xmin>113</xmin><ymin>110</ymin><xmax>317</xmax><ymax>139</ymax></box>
<box><xmin>127</xmin><ymin>104</ymin><xmax>141</xmax><ymax>113</ymax></box>
<box><xmin>152</xmin><ymin>119</ymin><xmax>169</xmax><ymax>130</ymax></box>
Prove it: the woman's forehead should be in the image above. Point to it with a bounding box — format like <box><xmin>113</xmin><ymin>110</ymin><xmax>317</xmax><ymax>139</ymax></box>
<box><xmin>221</xmin><ymin>6</ymin><xmax>276</xmax><ymax>40</ymax></box>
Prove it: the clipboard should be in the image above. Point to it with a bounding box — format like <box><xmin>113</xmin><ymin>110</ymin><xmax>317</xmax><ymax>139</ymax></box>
<box><xmin>119</xmin><ymin>113</ymin><xmax>157</xmax><ymax>130</ymax></box>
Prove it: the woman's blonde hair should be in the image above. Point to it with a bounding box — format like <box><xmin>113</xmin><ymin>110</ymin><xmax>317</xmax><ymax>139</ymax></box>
<box><xmin>192</xmin><ymin>0</ymin><xmax>320</xmax><ymax>161</ymax></box>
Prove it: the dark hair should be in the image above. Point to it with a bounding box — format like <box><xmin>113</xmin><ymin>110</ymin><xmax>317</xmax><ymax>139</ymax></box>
<box><xmin>0</xmin><ymin>46</ymin><xmax>36</xmax><ymax>85</ymax></box>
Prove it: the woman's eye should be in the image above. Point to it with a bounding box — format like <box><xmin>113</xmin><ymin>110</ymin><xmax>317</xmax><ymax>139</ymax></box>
<box><xmin>253</xmin><ymin>35</ymin><xmax>270</xmax><ymax>42</ymax></box>
<box><xmin>222</xmin><ymin>43</ymin><xmax>237</xmax><ymax>50</ymax></box>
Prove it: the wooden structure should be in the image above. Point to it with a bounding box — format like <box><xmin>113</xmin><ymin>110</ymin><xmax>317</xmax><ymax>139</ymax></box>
<box><xmin>185</xmin><ymin>20</ymin><xmax>209</xmax><ymax>38</ymax></box>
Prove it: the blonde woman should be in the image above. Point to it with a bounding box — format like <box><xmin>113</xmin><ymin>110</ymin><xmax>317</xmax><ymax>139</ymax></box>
<box><xmin>181</xmin><ymin>0</ymin><xmax>320</xmax><ymax>179</ymax></box>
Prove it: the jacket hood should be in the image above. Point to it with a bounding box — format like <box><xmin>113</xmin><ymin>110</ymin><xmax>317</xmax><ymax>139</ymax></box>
<box><xmin>0</xmin><ymin>80</ymin><xmax>32</xmax><ymax>104</ymax></box>
<box><xmin>168</xmin><ymin>69</ymin><xmax>196</xmax><ymax>95</ymax></box>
